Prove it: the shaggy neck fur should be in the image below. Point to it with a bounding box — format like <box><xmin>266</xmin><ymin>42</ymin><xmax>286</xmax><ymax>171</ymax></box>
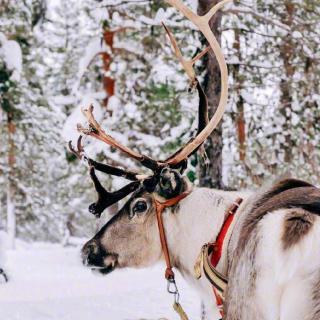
<box><xmin>162</xmin><ymin>187</ymin><xmax>246</xmax><ymax>319</ymax></box>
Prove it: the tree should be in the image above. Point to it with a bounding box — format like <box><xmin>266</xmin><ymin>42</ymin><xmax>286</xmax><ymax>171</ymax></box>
<box><xmin>0</xmin><ymin>25</ymin><xmax>23</xmax><ymax>248</ymax></box>
<box><xmin>0</xmin><ymin>0</ymin><xmax>89</xmax><ymax>243</ymax></box>
<box><xmin>198</xmin><ymin>0</ymin><xmax>224</xmax><ymax>189</ymax></box>
<box><xmin>224</xmin><ymin>0</ymin><xmax>320</xmax><ymax>188</ymax></box>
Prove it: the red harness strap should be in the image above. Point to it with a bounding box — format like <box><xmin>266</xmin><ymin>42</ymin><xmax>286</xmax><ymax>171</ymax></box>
<box><xmin>210</xmin><ymin>197</ymin><xmax>243</xmax><ymax>317</ymax></box>
<box><xmin>211</xmin><ymin>197</ymin><xmax>243</xmax><ymax>268</ymax></box>
<box><xmin>211</xmin><ymin>198</ymin><xmax>243</xmax><ymax>267</ymax></box>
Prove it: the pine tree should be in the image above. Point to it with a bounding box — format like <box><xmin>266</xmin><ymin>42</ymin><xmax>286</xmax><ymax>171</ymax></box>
<box><xmin>197</xmin><ymin>0</ymin><xmax>224</xmax><ymax>189</ymax></box>
<box><xmin>224</xmin><ymin>0</ymin><xmax>320</xmax><ymax>188</ymax></box>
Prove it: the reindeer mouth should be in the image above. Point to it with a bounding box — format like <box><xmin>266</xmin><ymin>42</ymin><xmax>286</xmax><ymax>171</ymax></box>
<box><xmin>91</xmin><ymin>264</ymin><xmax>116</xmax><ymax>275</ymax></box>
<box><xmin>90</xmin><ymin>254</ymin><xmax>118</xmax><ymax>276</ymax></box>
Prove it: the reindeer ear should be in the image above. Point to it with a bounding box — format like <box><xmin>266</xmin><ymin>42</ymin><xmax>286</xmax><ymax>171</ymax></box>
<box><xmin>156</xmin><ymin>168</ymin><xmax>185</xmax><ymax>199</ymax></box>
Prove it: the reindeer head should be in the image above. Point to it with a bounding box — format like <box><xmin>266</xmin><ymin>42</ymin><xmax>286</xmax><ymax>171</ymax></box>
<box><xmin>69</xmin><ymin>0</ymin><xmax>230</xmax><ymax>275</ymax></box>
<box><xmin>81</xmin><ymin>168</ymin><xmax>190</xmax><ymax>275</ymax></box>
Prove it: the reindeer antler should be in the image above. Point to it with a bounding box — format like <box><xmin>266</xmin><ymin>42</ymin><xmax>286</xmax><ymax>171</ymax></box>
<box><xmin>72</xmin><ymin>0</ymin><xmax>230</xmax><ymax>215</ymax></box>
<box><xmin>164</xmin><ymin>0</ymin><xmax>230</xmax><ymax>165</ymax></box>
<box><xmin>68</xmin><ymin>136</ymin><xmax>85</xmax><ymax>160</ymax></box>
<box><xmin>161</xmin><ymin>22</ymin><xmax>210</xmax><ymax>88</ymax></box>
<box><xmin>88</xmin><ymin>167</ymin><xmax>141</xmax><ymax>217</ymax></box>
<box><xmin>77</xmin><ymin>105</ymin><xmax>159</xmax><ymax>171</ymax></box>
<box><xmin>68</xmin><ymin>137</ymin><xmax>150</xmax><ymax>217</ymax></box>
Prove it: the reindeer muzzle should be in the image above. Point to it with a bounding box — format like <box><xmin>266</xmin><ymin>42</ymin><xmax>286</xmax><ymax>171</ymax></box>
<box><xmin>81</xmin><ymin>239</ymin><xmax>118</xmax><ymax>275</ymax></box>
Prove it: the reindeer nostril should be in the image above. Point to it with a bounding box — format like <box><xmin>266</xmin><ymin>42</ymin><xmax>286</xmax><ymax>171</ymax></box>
<box><xmin>89</xmin><ymin>242</ymin><xmax>98</xmax><ymax>254</ymax></box>
<box><xmin>82</xmin><ymin>240</ymin><xmax>100</xmax><ymax>266</ymax></box>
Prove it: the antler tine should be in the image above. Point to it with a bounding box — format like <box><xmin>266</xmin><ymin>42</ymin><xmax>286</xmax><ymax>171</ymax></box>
<box><xmin>68</xmin><ymin>135</ymin><xmax>85</xmax><ymax>160</ymax></box>
<box><xmin>162</xmin><ymin>23</ymin><xmax>210</xmax><ymax>87</ymax></box>
<box><xmin>77</xmin><ymin>104</ymin><xmax>160</xmax><ymax>171</ymax></box>
<box><xmin>69</xmin><ymin>135</ymin><xmax>148</xmax><ymax>182</ymax></box>
<box><xmin>164</xmin><ymin>0</ymin><xmax>231</xmax><ymax>165</ymax></box>
<box><xmin>88</xmin><ymin>166</ymin><xmax>141</xmax><ymax>218</ymax></box>
<box><xmin>191</xmin><ymin>46</ymin><xmax>210</xmax><ymax>64</ymax></box>
<box><xmin>77</xmin><ymin>135</ymin><xmax>84</xmax><ymax>154</ymax></box>
<box><xmin>88</xmin><ymin>158</ymin><xmax>148</xmax><ymax>182</ymax></box>
<box><xmin>165</xmin><ymin>81</ymin><xmax>208</xmax><ymax>163</ymax></box>
<box><xmin>203</xmin><ymin>0</ymin><xmax>230</xmax><ymax>21</ymax></box>
<box><xmin>77</xmin><ymin>105</ymin><xmax>141</xmax><ymax>158</ymax></box>
<box><xmin>68</xmin><ymin>136</ymin><xmax>149</xmax><ymax>216</ymax></box>
<box><xmin>162</xmin><ymin>19</ymin><xmax>209</xmax><ymax>164</ymax></box>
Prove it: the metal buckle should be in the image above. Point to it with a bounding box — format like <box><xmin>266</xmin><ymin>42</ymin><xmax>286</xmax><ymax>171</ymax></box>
<box><xmin>167</xmin><ymin>278</ymin><xmax>180</xmax><ymax>304</ymax></box>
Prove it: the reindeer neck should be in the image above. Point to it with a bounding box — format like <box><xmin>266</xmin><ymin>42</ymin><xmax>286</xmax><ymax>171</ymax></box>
<box><xmin>164</xmin><ymin>187</ymin><xmax>244</xmax><ymax>279</ymax></box>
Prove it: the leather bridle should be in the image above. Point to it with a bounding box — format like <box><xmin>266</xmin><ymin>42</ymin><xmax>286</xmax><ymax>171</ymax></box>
<box><xmin>153</xmin><ymin>190</ymin><xmax>192</xmax><ymax>320</ymax></box>
<box><xmin>153</xmin><ymin>192</ymin><xmax>243</xmax><ymax>320</ymax></box>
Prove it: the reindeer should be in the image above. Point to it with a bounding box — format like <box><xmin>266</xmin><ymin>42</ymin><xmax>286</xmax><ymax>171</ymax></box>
<box><xmin>70</xmin><ymin>1</ymin><xmax>320</xmax><ymax>319</ymax></box>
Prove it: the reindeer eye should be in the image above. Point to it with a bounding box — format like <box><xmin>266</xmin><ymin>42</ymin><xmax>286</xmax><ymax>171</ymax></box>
<box><xmin>133</xmin><ymin>200</ymin><xmax>147</xmax><ymax>214</ymax></box>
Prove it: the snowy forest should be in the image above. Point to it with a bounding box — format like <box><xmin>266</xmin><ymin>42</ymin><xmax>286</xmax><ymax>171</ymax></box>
<box><xmin>1</xmin><ymin>0</ymin><xmax>319</xmax><ymax>244</ymax></box>
<box><xmin>1</xmin><ymin>0</ymin><xmax>320</xmax><ymax>319</ymax></box>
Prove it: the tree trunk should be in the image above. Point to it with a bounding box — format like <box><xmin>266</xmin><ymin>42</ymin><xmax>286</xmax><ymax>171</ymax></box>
<box><xmin>233</xmin><ymin>31</ymin><xmax>246</xmax><ymax>164</ymax></box>
<box><xmin>198</xmin><ymin>0</ymin><xmax>224</xmax><ymax>189</ymax></box>
<box><xmin>279</xmin><ymin>1</ymin><xmax>295</xmax><ymax>163</ymax></box>
<box><xmin>7</xmin><ymin>113</ymin><xmax>16</xmax><ymax>249</ymax></box>
<box><xmin>229</xmin><ymin>27</ymin><xmax>247</xmax><ymax>188</ymax></box>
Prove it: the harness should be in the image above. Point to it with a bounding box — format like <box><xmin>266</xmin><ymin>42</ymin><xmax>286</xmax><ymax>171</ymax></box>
<box><xmin>153</xmin><ymin>191</ymin><xmax>242</xmax><ymax>320</ymax></box>
<box><xmin>153</xmin><ymin>191</ymin><xmax>192</xmax><ymax>320</ymax></box>
<box><xmin>194</xmin><ymin>197</ymin><xmax>243</xmax><ymax>317</ymax></box>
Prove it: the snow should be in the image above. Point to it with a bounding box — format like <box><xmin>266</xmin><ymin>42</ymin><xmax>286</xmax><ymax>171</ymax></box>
<box><xmin>52</xmin><ymin>95</ymin><xmax>76</xmax><ymax>106</ymax></box>
<box><xmin>91</xmin><ymin>7</ymin><xmax>109</xmax><ymax>24</ymax></box>
<box><xmin>0</xmin><ymin>32</ymin><xmax>22</xmax><ymax>81</ymax></box>
<box><xmin>0</xmin><ymin>242</ymin><xmax>202</xmax><ymax>320</ymax></box>
<box><xmin>6</xmin><ymin>189</ymin><xmax>15</xmax><ymax>250</ymax></box>
<box><xmin>0</xmin><ymin>231</ymin><xmax>8</xmax><ymax>266</ymax></box>
<box><xmin>62</xmin><ymin>99</ymin><xmax>103</xmax><ymax>143</ymax></box>
<box><xmin>154</xmin><ymin>8</ymin><xmax>165</xmax><ymax>24</ymax></box>
<box><xmin>124</xmin><ymin>102</ymin><xmax>138</xmax><ymax>119</ymax></box>
<box><xmin>75</xmin><ymin>38</ymin><xmax>109</xmax><ymax>91</ymax></box>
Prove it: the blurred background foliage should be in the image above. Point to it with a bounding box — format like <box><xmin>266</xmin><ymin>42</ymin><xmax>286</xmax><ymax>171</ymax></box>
<box><xmin>0</xmin><ymin>0</ymin><xmax>320</xmax><ymax>243</ymax></box>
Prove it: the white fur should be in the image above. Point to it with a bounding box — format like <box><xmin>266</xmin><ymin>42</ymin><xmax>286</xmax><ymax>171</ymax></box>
<box><xmin>255</xmin><ymin>210</ymin><xmax>320</xmax><ymax>320</ymax></box>
<box><xmin>164</xmin><ymin>187</ymin><xmax>243</xmax><ymax>319</ymax></box>
<box><xmin>161</xmin><ymin>188</ymin><xmax>320</xmax><ymax>319</ymax></box>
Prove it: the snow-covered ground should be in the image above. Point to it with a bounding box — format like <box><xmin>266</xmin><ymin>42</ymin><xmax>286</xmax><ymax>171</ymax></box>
<box><xmin>0</xmin><ymin>242</ymin><xmax>201</xmax><ymax>320</ymax></box>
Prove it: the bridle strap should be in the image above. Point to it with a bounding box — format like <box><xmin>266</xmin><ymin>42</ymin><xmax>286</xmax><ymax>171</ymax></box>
<box><xmin>153</xmin><ymin>191</ymin><xmax>192</xmax><ymax>320</ymax></box>
<box><xmin>153</xmin><ymin>191</ymin><xmax>191</xmax><ymax>280</ymax></box>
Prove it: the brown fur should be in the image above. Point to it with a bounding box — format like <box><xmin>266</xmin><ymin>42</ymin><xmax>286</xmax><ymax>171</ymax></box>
<box><xmin>225</xmin><ymin>179</ymin><xmax>320</xmax><ymax>319</ymax></box>
<box><xmin>235</xmin><ymin>179</ymin><xmax>319</xmax><ymax>256</ymax></box>
<box><xmin>282</xmin><ymin>209</ymin><xmax>315</xmax><ymax>250</ymax></box>
<box><xmin>86</xmin><ymin>191</ymin><xmax>163</xmax><ymax>269</ymax></box>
